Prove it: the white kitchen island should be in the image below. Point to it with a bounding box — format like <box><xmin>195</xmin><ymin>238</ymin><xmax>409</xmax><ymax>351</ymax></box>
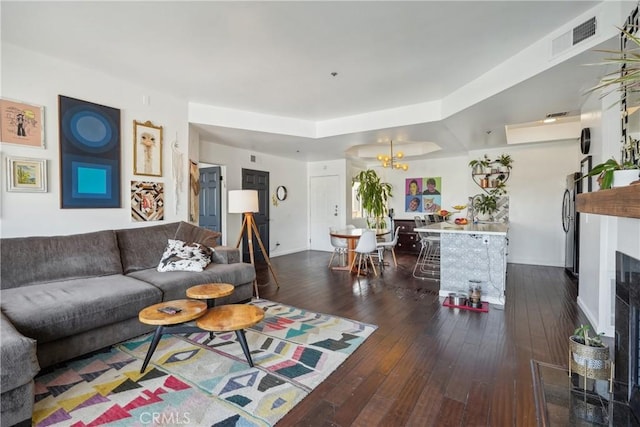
<box><xmin>415</xmin><ymin>222</ymin><xmax>509</xmax><ymax>306</ymax></box>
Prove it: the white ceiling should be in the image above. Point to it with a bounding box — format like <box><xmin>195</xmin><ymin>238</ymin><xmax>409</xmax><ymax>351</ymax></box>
<box><xmin>1</xmin><ymin>1</ymin><xmax>627</xmax><ymax>161</ymax></box>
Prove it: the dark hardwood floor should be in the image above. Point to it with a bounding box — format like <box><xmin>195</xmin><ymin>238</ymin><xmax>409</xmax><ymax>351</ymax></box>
<box><xmin>255</xmin><ymin>250</ymin><xmax>587</xmax><ymax>427</ymax></box>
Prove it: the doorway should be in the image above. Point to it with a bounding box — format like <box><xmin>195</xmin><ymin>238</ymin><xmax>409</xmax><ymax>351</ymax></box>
<box><xmin>199</xmin><ymin>166</ymin><xmax>222</xmax><ymax>243</ymax></box>
<box><xmin>241</xmin><ymin>168</ymin><xmax>269</xmax><ymax>263</ymax></box>
<box><xmin>309</xmin><ymin>175</ymin><xmax>342</xmax><ymax>252</ymax></box>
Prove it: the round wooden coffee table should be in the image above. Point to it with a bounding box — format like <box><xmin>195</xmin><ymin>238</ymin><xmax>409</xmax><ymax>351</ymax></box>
<box><xmin>186</xmin><ymin>283</ymin><xmax>234</xmax><ymax>308</ymax></box>
<box><xmin>196</xmin><ymin>304</ymin><xmax>265</xmax><ymax>367</ymax></box>
<box><xmin>138</xmin><ymin>299</ymin><xmax>207</xmax><ymax>372</ymax></box>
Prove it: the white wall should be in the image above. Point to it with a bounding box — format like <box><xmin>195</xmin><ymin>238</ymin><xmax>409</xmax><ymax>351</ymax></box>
<box><xmin>578</xmin><ymin>88</ymin><xmax>640</xmax><ymax>337</ymax></box>
<box><xmin>368</xmin><ymin>142</ymin><xmax>582</xmax><ymax>267</ymax></box>
<box><xmin>1</xmin><ymin>43</ymin><xmax>190</xmax><ymax>238</ymax></box>
<box><xmin>197</xmin><ymin>138</ymin><xmax>308</xmax><ymax>257</ymax></box>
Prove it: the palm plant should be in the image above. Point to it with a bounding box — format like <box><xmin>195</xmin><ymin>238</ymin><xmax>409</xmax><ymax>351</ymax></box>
<box><xmin>353</xmin><ymin>170</ymin><xmax>393</xmax><ymax>229</ymax></box>
<box><xmin>588</xmin><ymin>28</ymin><xmax>640</xmax><ymax>97</ymax></box>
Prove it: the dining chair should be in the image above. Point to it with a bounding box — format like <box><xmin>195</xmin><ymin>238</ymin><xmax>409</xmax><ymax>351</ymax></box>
<box><xmin>349</xmin><ymin>229</ymin><xmax>378</xmax><ymax>277</ymax></box>
<box><xmin>376</xmin><ymin>226</ymin><xmax>401</xmax><ymax>268</ymax></box>
<box><xmin>328</xmin><ymin>227</ymin><xmax>348</xmax><ymax>267</ymax></box>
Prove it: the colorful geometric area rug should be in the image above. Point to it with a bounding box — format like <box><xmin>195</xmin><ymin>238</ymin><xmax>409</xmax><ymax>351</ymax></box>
<box><xmin>32</xmin><ymin>299</ymin><xmax>377</xmax><ymax>426</ymax></box>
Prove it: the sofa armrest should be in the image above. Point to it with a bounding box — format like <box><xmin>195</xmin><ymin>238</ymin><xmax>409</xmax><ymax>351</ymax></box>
<box><xmin>213</xmin><ymin>246</ymin><xmax>241</xmax><ymax>264</ymax></box>
<box><xmin>1</xmin><ymin>312</ymin><xmax>40</xmax><ymax>392</ymax></box>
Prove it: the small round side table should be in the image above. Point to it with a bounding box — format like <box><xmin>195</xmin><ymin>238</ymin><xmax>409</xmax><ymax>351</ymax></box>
<box><xmin>186</xmin><ymin>283</ymin><xmax>234</xmax><ymax>308</ymax></box>
<box><xmin>138</xmin><ymin>299</ymin><xmax>207</xmax><ymax>372</ymax></box>
<box><xmin>196</xmin><ymin>304</ymin><xmax>265</xmax><ymax>367</ymax></box>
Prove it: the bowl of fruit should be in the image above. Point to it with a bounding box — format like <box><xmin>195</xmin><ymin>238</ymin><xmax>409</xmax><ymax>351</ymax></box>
<box><xmin>437</xmin><ymin>209</ymin><xmax>451</xmax><ymax>219</ymax></box>
<box><xmin>454</xmin><ymin>218</ymin><xmax>469</xmax><ymax>225</ymax></box>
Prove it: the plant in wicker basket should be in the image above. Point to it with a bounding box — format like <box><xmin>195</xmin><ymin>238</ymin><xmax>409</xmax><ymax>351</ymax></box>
<box><xmin>569</xmin><ymin>325</ymin><xmax>611</xmax><ymax>388</ymax></box>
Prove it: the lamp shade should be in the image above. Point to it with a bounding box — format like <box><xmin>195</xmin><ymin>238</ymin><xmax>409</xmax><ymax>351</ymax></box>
<box><xmin>228</xmin><ymin>190</ymin><xmax>259</xmax><ymax>213</ymax></box>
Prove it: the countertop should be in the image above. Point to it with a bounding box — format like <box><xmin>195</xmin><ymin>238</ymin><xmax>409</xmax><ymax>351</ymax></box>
<box><xmin>415</xmin><ymin>222</ymin><xmax>509</xmax><ymax>235</ymax></box>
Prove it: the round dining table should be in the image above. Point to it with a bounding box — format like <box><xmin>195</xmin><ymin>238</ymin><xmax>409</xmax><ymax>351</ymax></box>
<box><xmin>329</xmin><ymin>228</ymin><xmax>390</xmax><ymax>272</ymax></box>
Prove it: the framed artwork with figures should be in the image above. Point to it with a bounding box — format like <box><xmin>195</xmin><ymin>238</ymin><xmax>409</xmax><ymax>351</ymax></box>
<box><xmin>0</xmin><ymin>98</ymin><xmax>45</xmax><ymax>148</ymax></box>
<box><xmin>405</xmin><ymin>176</ymin><xmax>442</xmax><ymax>212</ymax></box>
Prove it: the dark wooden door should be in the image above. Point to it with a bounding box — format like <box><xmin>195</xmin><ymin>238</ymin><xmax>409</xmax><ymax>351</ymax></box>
<box><xmin>198</xmin><ymin>166</ymin><xmax>222</xmax><ymax>242</ymax></box>
<box><xmin>242</xmin><ymin>168</ymin><xmax>269</xmax><ymax>263</ymax></box>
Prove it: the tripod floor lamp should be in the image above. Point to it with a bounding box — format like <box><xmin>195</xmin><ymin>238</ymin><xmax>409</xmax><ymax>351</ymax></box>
<box><xmin>229</xmin><ymin>190</ymin><xmax>280</xmax><ymax>298</ymax></box>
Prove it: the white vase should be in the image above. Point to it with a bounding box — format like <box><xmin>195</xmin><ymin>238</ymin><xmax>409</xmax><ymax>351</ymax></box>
<box><xmin>613</xmin><ymin>169</ymin><xmax>640</xmax><ymax>187</ymax></box>
<box><xmin>476</xmin><ymin>211</ymin><xmax>492</xmax><ymax>222</ymax></box>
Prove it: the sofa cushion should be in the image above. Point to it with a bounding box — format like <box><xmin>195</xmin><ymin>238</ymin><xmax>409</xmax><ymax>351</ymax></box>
<box><xmin>0</xmin><ymin>230</ymin><xmax>123</xmax><ymax>290</ymax></box>
<box><xmin>174</xmin><ymin>221</ymin><xmax>221</xmax><ymax>248</ymax></box>
<box><xmin>128</xmin><ymin>263</ymin><xmax>256</xmax><ymax>301</ymax></box>
<box><xmin>1</xmin><ymin>313</ymin><xmax>39</xmax><ymax>392</ymax></box>
<box><xmin>1</xmin><ymin>381</ymin><xmax>34</xmax><ymax>427</ymax></box>
<box><xmin>116</xmin><ymin>222</ymin><xmax>180</xmax><ymax>274</ymax></box>
<box><xmin>1</xmin><ymin>275</ymin><xmax>162</xmax><ymax>343</ymax></box>
<box><xmin>209</xmin><ymin>247</ymin><xmax>227</xmax><ymax>264</ymax></box>
<box><xmin>157</xmin><ymin>239</ymin><xmax>212</xmax><ymax>272</ymax></box>
<box><xmin>213</xmin><ymin>246</ymin><xmax>240</xmax><ymax>264</ymax></box>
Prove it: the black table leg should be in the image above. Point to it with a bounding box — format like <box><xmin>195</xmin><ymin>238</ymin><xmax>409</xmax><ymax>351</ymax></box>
<box><xmin>235</xmin><ymin>329</ymin><xmax>254</xmax><ymax>367</ymax></box>
<box><xmin>140</xmin><ymin>325</ymin><xmax>165</xmax><ymax>373</ymax></box>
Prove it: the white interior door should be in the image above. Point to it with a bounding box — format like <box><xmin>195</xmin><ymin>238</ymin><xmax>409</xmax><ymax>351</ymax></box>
<box><xmin>310</xmin><ymin>175</ymin><xmax>342</xmax><ymax>252</ymax></box>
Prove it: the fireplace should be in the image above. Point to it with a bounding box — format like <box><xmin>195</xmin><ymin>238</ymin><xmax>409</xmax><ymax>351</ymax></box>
<box><xmin>615</xmin><ymin>251</ymin><xmax>640</xmax><ymax>422</ymax></box>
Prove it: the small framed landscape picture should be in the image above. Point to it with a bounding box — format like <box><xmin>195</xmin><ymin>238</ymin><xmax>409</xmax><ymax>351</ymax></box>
<box><xmin>0</xmin><ymin>98</ymin><xmax>45</xmax><ymax>148</ymax></box>
<box><xmin>133</xmin><ymin>120</ymin><xmax>162</xmax><ymax>177</ymax></box>
<box><xmin>6</xmin><ymin>156</ymin><xmax>47</xmax><ymax>192</ymax></box>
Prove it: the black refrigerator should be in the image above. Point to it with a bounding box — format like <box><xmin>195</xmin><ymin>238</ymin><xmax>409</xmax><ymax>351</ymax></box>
<box><xmin>562</xmin><ymin>172</ymin><xmax>582</xmax><ymax>277</ymax></box>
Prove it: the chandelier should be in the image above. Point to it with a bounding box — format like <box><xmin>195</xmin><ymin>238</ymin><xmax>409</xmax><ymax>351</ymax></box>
<box><xmin>377</xmin><ymin>140</ymin><xmax>408</xmax><ymax>171</ymax></box>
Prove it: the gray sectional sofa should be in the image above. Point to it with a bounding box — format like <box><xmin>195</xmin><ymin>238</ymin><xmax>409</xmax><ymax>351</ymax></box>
<box><xmin>0</xmin><ymin>221</ymin><xmax>256</xmax><ymax>427</ymax></box>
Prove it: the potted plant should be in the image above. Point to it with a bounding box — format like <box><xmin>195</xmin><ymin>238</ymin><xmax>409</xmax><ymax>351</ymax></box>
<box><xmin>472</xmin><ymin>194</ymin><xmax>497</xmax><ymax>221</ymax></box>
<box><xmin>588</xmin><ymin>28</ymin><xmax>640</xmax><ymax>97</ymax></box>
<box><xmin>497</xmin><ymin>154</ymin><xmax>513</xmax><ymax>172</ymax></box>
<box><xmin>468</xmin><ymin>154</ymin><xmax>492</xmax><ymax>175</ymax></box>
<box><xmin>569</xmin><ymin>324</ymin><xmax>609</xmax><ymax>372</ymax></box>
<box><xmin>352</xmin><ymin>169</ymin><xmax>393</xmax><ymax>229</ymax></box>
<box><xmin>583</xmin><ymin>158</ymin><xmax>639</xmax><ymax>190</ymax></box>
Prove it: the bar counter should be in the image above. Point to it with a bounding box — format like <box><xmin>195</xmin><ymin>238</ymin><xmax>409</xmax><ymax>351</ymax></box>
<box><xmin>415</xmin><ymin>222</ymin><xmax>509</xmax><ymax>306</ymax></box>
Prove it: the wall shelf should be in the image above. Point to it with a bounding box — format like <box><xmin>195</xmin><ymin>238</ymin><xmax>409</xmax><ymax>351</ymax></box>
<box><xmin>576</xmin><ymin>185</ymin><xmax>640</xmax><ymax>219</ymax></box>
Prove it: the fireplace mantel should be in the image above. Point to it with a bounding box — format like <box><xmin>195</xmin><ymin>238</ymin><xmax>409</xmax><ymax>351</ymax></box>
<box><xmin>576</xmin><ymin>185</ymin><xmax>640</xmax><ymax>219</ymax></box>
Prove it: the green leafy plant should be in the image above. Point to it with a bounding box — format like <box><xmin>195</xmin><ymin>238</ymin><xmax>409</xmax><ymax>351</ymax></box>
<box><xmin>473</xmin><ymin>194</ymin><xmax>497</xmax><ymax>215</ymax></box>
<box><xmin>491</xmin><ymin>180</ymin><xmax>507</xmax><ymax>197</ymax></box>
<box><xmin>497</xmin><ymin>154</ymin><xmax>513</xmax><ymax>170</ymax></box>
<box><xmin>572</xmin><ymin>324</ymin><xmax>604</xmax><ymax>348</ymax></box>
<box><xmin>583</xmin><ymin>158</ymin><xmax>639</xmax><ymax>190</ymax></box>
<box><xmin>352</xmin><ymin>170</ymin><xmax>393</xmax><ymax>228</ymax></box>
<box><xmin>468</xmin><ymin>154</ymin><xmax>492</xmax><ymax>173</ymax></box>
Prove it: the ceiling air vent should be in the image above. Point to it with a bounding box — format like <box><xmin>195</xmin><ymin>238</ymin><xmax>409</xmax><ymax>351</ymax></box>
<box><xmin>551</xmin><ymin>16</ymin><xmax>596</xmax><ymax>57</ymax></box>
<box><xmin>573</xmin><ymin>17</ymin><xmax>597</xmax><ymax>45</ymax></box>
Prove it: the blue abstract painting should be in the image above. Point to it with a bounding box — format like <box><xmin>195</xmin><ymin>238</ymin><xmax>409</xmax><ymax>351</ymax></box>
<box><xmin>59</xmin><ymin>96</ymin><xmax>120</xmax><ymax>208</ymax></box>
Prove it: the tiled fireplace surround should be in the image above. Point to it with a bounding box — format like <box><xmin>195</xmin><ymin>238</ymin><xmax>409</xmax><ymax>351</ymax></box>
<box><xmin>614</xmin><ymin>251</ymin><xmax>640</xmax><ymax>423</ymax></box>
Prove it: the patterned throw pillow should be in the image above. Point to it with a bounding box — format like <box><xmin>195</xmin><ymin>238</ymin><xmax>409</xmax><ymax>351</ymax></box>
<box><xmin>157</xmin><ymin>239</ymin><xmax>212</xmax><ymax>272</ymax></box>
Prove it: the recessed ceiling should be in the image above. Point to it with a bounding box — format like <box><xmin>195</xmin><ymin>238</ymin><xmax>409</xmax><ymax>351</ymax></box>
<box><xmin>1</xmin><ymin>1</ymin><xmax>627</xmax><ymax>161</ymax></box>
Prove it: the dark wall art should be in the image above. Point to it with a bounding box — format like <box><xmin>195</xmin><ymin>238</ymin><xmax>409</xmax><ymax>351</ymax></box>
<box><xmin>59</xmin><ymin>95</ymin><xmax>121</xmax><ymax>208</ymax></box>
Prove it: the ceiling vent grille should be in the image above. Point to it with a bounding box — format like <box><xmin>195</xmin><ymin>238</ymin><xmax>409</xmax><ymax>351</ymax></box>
<box><xmin>573</xmin><ymin>17</ymin><xmax>597</xmax><ymax>45</ymax></box>
<box><xmin>551</xmin><ymin>16</ymin><xmax>597</xmax><ymax>57</ymax></box>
